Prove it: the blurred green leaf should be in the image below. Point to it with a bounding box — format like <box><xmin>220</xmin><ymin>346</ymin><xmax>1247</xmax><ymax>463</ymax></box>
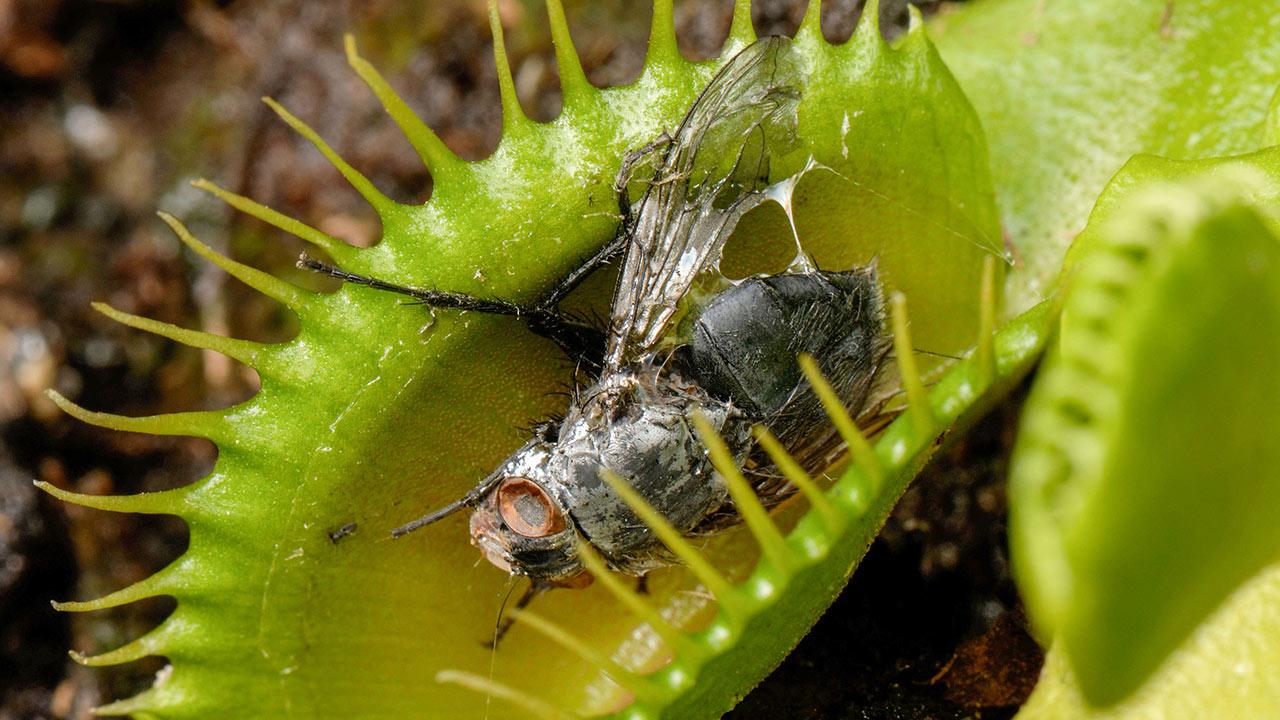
<box><xmin>1009</xmin><ymin>149</ymin><xmax>1280</xmax><ymax>706</ymax></box>
<box><xmin>933</xmin><ymin>0</ymin><xmax>1280</xmax><ymax>313</ymax></box>
<box><xmin>1019</xmin><ymin>562</ymin><xmax>1280</xmax><ymax>719</ymax></box>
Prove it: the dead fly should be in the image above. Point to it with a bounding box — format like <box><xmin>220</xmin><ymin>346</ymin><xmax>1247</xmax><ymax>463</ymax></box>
<box><xmin>304</xmin><ymin>36</ymin><xmax>888</xmax><ymax>614</ymax></box>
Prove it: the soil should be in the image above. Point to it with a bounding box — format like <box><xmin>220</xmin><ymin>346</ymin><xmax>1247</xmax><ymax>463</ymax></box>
<box><xmin>0</xmin><ymin>1</ymin><xmax>1019</xmax><ymax>718</ymax></box>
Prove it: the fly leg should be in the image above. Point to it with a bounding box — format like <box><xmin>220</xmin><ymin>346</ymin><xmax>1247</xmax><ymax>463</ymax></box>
<box><xmin>299</xmin><ymin>255</ymin><xmax>529</xmax><ymax>314</ymax></box>
<box><xmin>529</xmin><ymin>133</ymin><xmax>664</xmax><ymax>313</ymax></box>
<box><xmin>295</xmin><ymin>134</ymin><xmax>665</xmax><ymax>370</ymax></box>
<box><xmin>614</xmin><ymin>131</ymin><xmax>674</xmax><ymax>207</ymax></box>
<box><xmin>298</xmin><ymin>254</ymin><xmax>606</xmax><ymax>370</ymax></box>
<box><xmin>485</xmin><ymin>580</ymin><xmax>549</xmax><ymax>649</ymax></box>
<box><xmin>532</xmin><ymin>227</ymin><xmax>628</xmax><ymax>310</ymax></box>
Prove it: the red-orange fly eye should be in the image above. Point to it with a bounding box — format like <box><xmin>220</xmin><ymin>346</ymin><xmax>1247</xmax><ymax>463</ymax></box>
<box><xmin>496</xmin><ymin>477</ymin><xmax>565</xmax><ymax>538</ymax></box>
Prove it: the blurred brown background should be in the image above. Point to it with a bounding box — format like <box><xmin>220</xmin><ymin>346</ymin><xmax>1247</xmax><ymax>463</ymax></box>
<box><xmin>0</xmin><ymin>2</ymin><xmax>1034</xmax><ymax>719</ymax></box>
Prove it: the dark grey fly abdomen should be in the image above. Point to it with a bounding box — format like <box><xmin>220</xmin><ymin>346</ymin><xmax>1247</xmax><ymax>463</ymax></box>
<box><xmin>686</xmin><ymin>269</ymin><xmax>884</xmax><ymax>434</ymax></box>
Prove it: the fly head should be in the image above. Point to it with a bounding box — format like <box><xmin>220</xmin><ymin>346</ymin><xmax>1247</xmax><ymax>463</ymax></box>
<box><xmin>465</xmin><ymin>440</ymin><xmax>592</xmax><ymax>589</ymax></box>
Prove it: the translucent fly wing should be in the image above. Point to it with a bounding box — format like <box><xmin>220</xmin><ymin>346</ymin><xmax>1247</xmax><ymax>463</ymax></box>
<box><xmin>605</xmin><ymin>36</ymin><xmax>803</xmax><ymax>370</ymax></box>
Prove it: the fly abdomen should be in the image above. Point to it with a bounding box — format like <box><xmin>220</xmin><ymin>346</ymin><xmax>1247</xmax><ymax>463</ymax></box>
<box><xmin>686</xmin><ymin>267</ymin><xmax>884</xmax><ymax>426</ymax></box>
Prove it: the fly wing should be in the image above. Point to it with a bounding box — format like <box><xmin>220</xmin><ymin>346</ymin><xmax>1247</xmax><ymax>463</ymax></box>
<box><xmin>604</xmin><ymin>36</ymin><xmax>803</xmax><ymax>370</ymax></box>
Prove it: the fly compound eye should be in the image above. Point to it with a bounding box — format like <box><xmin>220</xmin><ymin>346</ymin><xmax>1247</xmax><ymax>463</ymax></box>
<box><xmin>496</xmin><ymin>477</ymin><xmax>565</xmax><ymax>538</ymax></box>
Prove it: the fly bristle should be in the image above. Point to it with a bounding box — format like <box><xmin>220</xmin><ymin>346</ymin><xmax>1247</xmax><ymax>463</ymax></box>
<box><xmin>518</xmin><ymin>414</ymin><xmax>564</xmax><ymax>439</ymax></box>
<box><xmin>798</xmin><ymin>354</ymin><xmax>883</xmax><ymax>491</ymax></box>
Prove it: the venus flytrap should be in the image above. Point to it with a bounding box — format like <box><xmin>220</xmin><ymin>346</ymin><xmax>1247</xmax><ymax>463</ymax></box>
<box><xmin>60</xmin><ymin>0</ymin><xmax>1280</xmax><ymax>717</ymax></box>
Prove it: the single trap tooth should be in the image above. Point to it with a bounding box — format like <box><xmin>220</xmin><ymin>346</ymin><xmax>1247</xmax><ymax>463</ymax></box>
<box><xmin>890</xmin><ymin>292</ymin><xmax>936</xmax><ymax>434</ymax></box>
<box><xmin>46</xmin><ymin>388</ymin><xmax>227</xmax><ymax>442</ymax></box>
<box><xmin>645</xmin><ymin>0</ymin><xmax>679</xmax><ymax>67</ymax></box>
<box><xmin>52</xmin><ymin>563</ymin><xmax>182</xmax><ymax>612</ymax></box>
<box><xmin>487</xmin><ymin>0</ymin><xmax>530</xmax><ymax>133</ymax></box>
<box><xmin>799</xmin><ymin>353</ymin><xmax>883</xmax><ymax>491</ymax></box>
<box><xmin>505</xmin><ymin>607</ymin><xmax>666</xmax><ymax>703</ymax></box>
<box><xmin>71</xmin><ymin>623</ymin><xmax>174</xmax><ymax>668</ymax></box>
<box><xmin>436</xmin><ymin>669</ymin><xmax>578</xmax><ymax>720</ymax></box>
<box><xmin>576</xmin><ymin>539</ymin><xmax>706</xmax><ymax>661</ymax></box>
<box><xmin>92</xmin><ymin>301</ymin><xmax>265</xmax><ymax>370</ymax></box>
<box><xmin>544</xmin><ymin>0</ymin><xmax>592</xmax><ymax>104</ymax></box>
<box><xmin>160</xmin><ymin>212</ymin><xmax>310</xmax><ymax>310</ymax></box>
<box><xmin>728</xmin><ymin>0</ymin><xmax>758</xmax><ymax>48</ymax></box>
<box><xmin>35</xmin><ymin>479</ymin><xmax>187</xmax><ymax>517</ymax></box>
<box><xmin>799</xmin><ymin>0</ymin><xmax>824</xmax><ymax>41</ymax></box>
<box><xmin>977</xmin><ymin>254</ymin><xmax>1001</xmax><ymax>386</ymax></box>
<box><xmin>262</xmin><ymin>97</ymin><xmax>397</xmax><ymax>217</ymax></box>
<box><xmin>752</xmin><ymin>424</ymin><xmax>843</xmax><ymax>534</ymax></box>
<box><xmin>192</xmin><ymin>179</ymin><xmax>355</xmax><ymax>264</ymax></box>
<box><xmin>344</xmin><ymin>34</ymin><xmax>461</xmax><ymax>177</ymax></box>
<box><xmin>599</xmin><ymin>470</ymin><xmax>743</xmax><ymax>618</ymax></box>
<box><xmin>692</xmin><ymin>412</ymin><xmax>792</xmax><ymax>577</ymax></box>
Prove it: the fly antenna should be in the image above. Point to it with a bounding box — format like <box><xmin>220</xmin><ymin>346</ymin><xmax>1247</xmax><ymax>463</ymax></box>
<box><xmin>390</xmin><ymin>474</ymin><xmax>503</xmax><ymax>538</ymax></box>
<box><xmin>389</xmin><ymin>498</ymin><xmax>470</xmax><ymax>537</ymax></box>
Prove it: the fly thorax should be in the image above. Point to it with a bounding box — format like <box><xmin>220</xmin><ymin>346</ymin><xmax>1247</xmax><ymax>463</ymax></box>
<box><xmin>550</xmin><ymin>370</ymin><xmax>748</xmax><ymax>575</ymax></box>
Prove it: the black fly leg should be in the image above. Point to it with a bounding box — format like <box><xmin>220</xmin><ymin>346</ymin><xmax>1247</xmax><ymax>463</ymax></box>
<box><xmin>615</xmin><ymin>131</ymin><xmax>674</xmax><ymax>206</ymax></box>
<box><xmin>509</xmin><ymin>133</ymin><xmax>669</xmax><ymax>356</ymax></box>
<box><xmin>299</xmin><ymin>255</ymin><xmax>529</xmax><ymax>316</ymax></box>
<box><xmin>295</xmin><ymin>134</ymin><xmax>664</xmax><ymax>373</ymax></box>
<box><xmin>485</xmin><ymin>580</ymin><xmax>548</xmax><ymax>649</ymax></box>
<box><xmin>534</xmin><ymin>230</ymin><xmax>629</xmax><ymax>310</ymax></box>
<box><xmin>299</xmin><ymin>254</ymin><xmax>605</xmax><ymax>369</ymax></box>
<box><xmin>530</xmin><ymin>144</ymin><xmax>649</xmax><ymax>313</ymax></box>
